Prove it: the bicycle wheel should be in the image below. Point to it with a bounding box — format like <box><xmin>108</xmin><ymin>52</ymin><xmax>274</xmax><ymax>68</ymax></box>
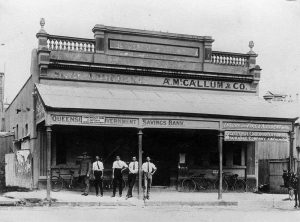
<box><xmin>182</xmin><ymin>179</ymin><xmax>196</xmax><ymax>192</ymax></box>
<box><xmin>51</xmin><ymin>176</ymin><xmax>63</xmax><ymax>192</ymax></box>
<box><xmin>197</xmin><ymin>178</ymin><xmax>209</xmax><ymax>190</ymax></box>
<box><xmin>206</xmin><ymin>180</ymin><xmax>215</xmax><ymax>191</ymax></box>
<box><xmin>234</xmin><ymin>180</ymin><xmax>246</xmax><ymax>192</ymax></box>
<box><xmin>214</xmin><ymin>179</ymin><xmax>228</xmax><ymax>192</ymax></box>
<box><xmin>246</xmin><ymin>184</ymin><xmax>256</xmax><ymax>193</ymax></box>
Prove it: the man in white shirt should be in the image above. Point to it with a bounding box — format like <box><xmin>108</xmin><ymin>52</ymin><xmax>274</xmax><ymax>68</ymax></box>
<box><xmin>126</xmin><ymin>156</ymin><xmax>138</xmax><ymax>199</ymax></box>
<box><xmin>92</xmin><ymin>155</ymin><xmax>104</xmax><ymax>197</ymax></box>
<box><xmin>112</xmin><ymin>156</ymin><xmax>128</xmax><ymax>197</ymax></box>
<box><xmin>142</xmin><ymin>156</ymin><xmax>157</xmax><ymax>200</ymax></box>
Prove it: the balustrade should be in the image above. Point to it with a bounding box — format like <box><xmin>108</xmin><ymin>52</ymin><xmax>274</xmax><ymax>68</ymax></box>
<box><xmin>211</xmin><ymin>51</ymin><xmax>249</xmax><ymax>67</ymax></box>
<box><xmin>47</xmin><ymin>35</ymin><xmax>95</xmax><ymax>52</ymax></box>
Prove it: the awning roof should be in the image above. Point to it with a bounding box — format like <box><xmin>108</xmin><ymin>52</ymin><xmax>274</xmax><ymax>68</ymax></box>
<box><xmin>35</xmin><ymin>84</ymin><xmax>299</xmax><ymax>120</ymax></box>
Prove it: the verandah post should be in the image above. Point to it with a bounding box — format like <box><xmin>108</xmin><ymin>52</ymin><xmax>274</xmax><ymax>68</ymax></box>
<box><xmin>46</xmin><ymin>125</ymin><xmax>52</xmax><ymax>203</ymax></box>
<box><xmin>218</xmin><ymin>131</ymin><xmax>224</xmax><ymax>200</ymax></box>
<box><xmin>289</xmin><ymin>131</ymin><xmax>295</xmax><ymax>172</ymax></box>
<box><xmin>138</xmin><ymin>129</ymin><xmax>143</xmax><ymax>199</ymax></box>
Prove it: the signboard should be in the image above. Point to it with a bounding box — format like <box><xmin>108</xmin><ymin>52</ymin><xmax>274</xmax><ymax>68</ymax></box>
<box><xmin>224</xmin><ymin>131</ymin><xmax>289</xmax><ymax>142</ymax></box>
<box><xmin>141</xmin><ymin>118</ymin><xmax>219</xmax><ymax>129</ymax></box>
<box><xmin>36</xmin><ymin>96</ymin><xmax>45</xmax><ymax>123</ymax></box>
<box><xmin>223</xmin><ymin>122</ymin><xmax>291</xmax><ymax>132</ymax></box>
<box><xmin>47</xmin><ymin>70</ymin><xmax>255</xmax><ymax>93</ymax></box>
<box><xmin>109</xmin><ymin>39</ymin><xmax>199</xmax><ymax>57</ymax></box>
<box><xmin>16</xmin><ymin>150</ymin><xmax>32</xmax><ymax>176</ymax></box>
<box><xmin>48</xmin><ymin>113</ymin><xmax>219</xmax><ymax>129</ymax></box>
<box><xmin>82</xmin><ymin>116</ymin><xmax>105</xmax><ymax>124</ymax></box>
<box><xmin>50</xmin><ymin>114</ymin><xmax>139</xmax><ymax>127</ymax></box>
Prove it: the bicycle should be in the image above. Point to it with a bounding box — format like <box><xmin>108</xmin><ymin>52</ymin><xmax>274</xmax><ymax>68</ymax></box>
<box><xmin>225</xmin><ymin>173</ymin><xmax>247</xmax><ymax>192</ymax></box>
<box><xmin>51</xmin><ymin>168</ymin><xmax>81</xmax><ymax>192</ymax></box>
<box><xmin>181</xmin><ymin>174</ymin><xmax>214</xmax><ymax>192</ymax></box>
<box><xmin>213</xmin><ymin>172</ymin><xmax>248</xmax><ymax>192</ymax></box>
<box><xmin>213</xmin><ymin>172</ymin><xmax>229</xmax><ymax>192</ymax></box>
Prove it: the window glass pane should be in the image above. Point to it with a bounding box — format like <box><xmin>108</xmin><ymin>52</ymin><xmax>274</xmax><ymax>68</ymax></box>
<box><xmin>233</xmin><ymin>147</ymin><xmax>241</xmax><ymax>166</ymax></box>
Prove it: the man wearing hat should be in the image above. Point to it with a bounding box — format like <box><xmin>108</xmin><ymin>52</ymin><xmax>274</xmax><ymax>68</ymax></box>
<box><xmin>78</xmin><ymin>152</ymin><xmax>92</xmax><ymax>196</ymax></box>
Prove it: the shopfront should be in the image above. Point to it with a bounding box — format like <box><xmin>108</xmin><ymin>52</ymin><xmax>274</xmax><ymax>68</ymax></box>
<box><xmin>34</xmin><ymin>81</ymin><xmax>294</xmax><ymax>196</ymax></box>
<box><xmin>4</xmin><ymin>22</ymin><xmax>298</xmax><ymax>199</ymax></box>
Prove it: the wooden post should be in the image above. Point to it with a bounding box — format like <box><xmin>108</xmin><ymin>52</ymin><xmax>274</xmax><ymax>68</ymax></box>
<box><xmin>46</xmin><ymin>126</ymin><xmax>52</xmax><ymax>202</ymax></box>
<box><xmin>218</xmin><ymin>131</ymin><xmax>224</xmax><ymax>200</ymax></box>
<box><xmin>289</xmin><ymin>131</ymin><xmax>295</xmax><ymax>172</ymax></box>
<box><xmin>138</xmin><ymin>129</ymin><xmax>143</xmax><ymax>199</ymax></box>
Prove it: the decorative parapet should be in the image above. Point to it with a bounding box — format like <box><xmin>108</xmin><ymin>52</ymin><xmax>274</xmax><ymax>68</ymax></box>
<box><xmin>210</xmin><ymin>51</ymin><xmax>250</xmax><ymax>67</ymax></box>
<box><xmin>47</xmin><ymin>35</ymin><xmax>95</xmax><ymax>52</ymax></box>
<box><xmin>209</xmin><ymin>41</ymin><xmax>258</xmax><ymax>69</ymax></box>
<box><xmin>36</xmin><ymin>21</ymin><xmax>260</xmax><ymax>84</ymax></box>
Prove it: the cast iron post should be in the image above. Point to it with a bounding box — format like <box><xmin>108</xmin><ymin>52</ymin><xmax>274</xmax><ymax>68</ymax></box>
<box><xmin>46</xmin><ymin>125</ymin><xmax>52</xmax><ymax>203</ymax></box>
<box><xmin>218</xmin><ymin>131</ymin><xmax>224</xmax><ymax>200</ymax></box>
<box><xmin>138</xmin><ymin>129</ymin><xmax>143</xmax><ymax>199</ymax></box>
<box><xmin>289</xmin><ymin>131</ymin><xmax>295</xmax><ymax>172</ymax></box>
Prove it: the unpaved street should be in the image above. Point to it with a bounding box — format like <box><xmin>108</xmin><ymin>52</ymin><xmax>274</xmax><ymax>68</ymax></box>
<box><xmin>1</xmin><ymin>206</ymin><xmax>300</xmax><ymax>222</ymax></box>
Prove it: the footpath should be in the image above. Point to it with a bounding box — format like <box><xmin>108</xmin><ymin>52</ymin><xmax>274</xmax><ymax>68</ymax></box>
<box><xmin>0</xmin><ymin>190</ymin><xmax>295</xmax><ymax>209</ymax></box>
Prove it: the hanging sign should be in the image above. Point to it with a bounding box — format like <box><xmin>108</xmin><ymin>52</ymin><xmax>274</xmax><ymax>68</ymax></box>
<box><xmin>36</xmin><ymin>96</ymin><xmax>46</xmax><ymax>123</ymax></box>
<box><xmin>49</xmin><ymin>114</ymin><xmax>139</xmax><ymax>127</ymax></box>
<box><xmin>224</xmin><ymin>131</ymin><xmax>289</xmax><ymax>142</ymax></box>
<box><xmin>223</xmin><ymin>122</ymin><xmax>291</xmax><ymax>132</ymax></box>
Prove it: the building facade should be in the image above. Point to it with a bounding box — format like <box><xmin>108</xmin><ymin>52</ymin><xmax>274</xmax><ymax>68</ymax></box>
<box><xmin>0</xmin><ymin>72</ymin><xmax>5</xmax><ymax>131</ymax></box>
<box><xmin>4</xmin><ymin>21</ymin><xmax>298</xmax><ymax>193</ymax></box>
<box><xmin>263</xmin><ymin>91</ymin><xmax>300</xmax><ymax>186</ymax></box>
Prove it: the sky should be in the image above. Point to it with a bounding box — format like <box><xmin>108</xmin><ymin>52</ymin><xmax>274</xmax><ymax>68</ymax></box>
<box><xmin>0</xmin><ymin>0</ymin><xmax>300</xmax><ymax>102</ymax></box>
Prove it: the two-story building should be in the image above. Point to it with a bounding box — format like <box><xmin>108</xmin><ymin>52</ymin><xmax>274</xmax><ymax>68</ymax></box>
<box><xmin>4</xmin><ymin>20</ymin><xmax>298</xmax><ymax>195</ymax></box>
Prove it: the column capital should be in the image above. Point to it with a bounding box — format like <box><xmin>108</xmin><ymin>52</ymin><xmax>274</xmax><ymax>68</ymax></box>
<box><xmin>218</xmin><ymin>130</ymin><xmax>224</xmax><ymax>137</ymax></box>
<box><xmin>137</xmin><ymin>128</ymin><xmax>143</xmax><ymax>135</ymax></box>
<box><xmin>289</xmin><ymin>131</ymin><xmax>295</xmax><ymax>139</ymax></box>
<box><xmin>46</xmin><ymin>125</ymin><xmax>52</xmax><ymax>132</ymax></box>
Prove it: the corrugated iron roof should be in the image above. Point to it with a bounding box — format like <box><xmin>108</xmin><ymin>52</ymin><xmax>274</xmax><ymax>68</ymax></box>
<box><xmin>35</xmin><ymin>84</ymin><xmax>299</xmax><ymax>120</ymax></box>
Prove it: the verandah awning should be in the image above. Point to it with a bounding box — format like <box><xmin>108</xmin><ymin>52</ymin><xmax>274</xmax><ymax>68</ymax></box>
<box><xmin>35</xmin><ymin>83</ymin><xmax>298</xmax><ymax>120</ymax></box>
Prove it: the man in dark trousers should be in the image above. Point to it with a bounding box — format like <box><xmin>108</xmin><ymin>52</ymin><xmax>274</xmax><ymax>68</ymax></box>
<box><xmin>126</xmin><ymin>156</ymin><xmax>138</xmax><ymax>199</ymax></box>
<box><xmin>142</xmin><ymin>156</ymin><xmax>157</xmax><ymax>200</ymax></box>
<box><xmin>78</xmin><ymin>152</ymin><xmax>92</xmax><ymax>196</ymax></box>
<box><xmin>293</xmin><ymin>169</ymin><xmax>300</xmax><ymax>208</ymax></box>
<box><xmin>112</xmin><ymin>156</ymin><xmax>128</xmax><ymax>197</ymax></box>
<box><xmin>93</xmin><ymin>155</ymin><xmax>104</xmax><ymax>197</ymax></box>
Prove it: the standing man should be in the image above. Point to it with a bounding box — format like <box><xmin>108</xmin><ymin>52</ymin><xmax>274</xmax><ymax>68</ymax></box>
<box><xmin>112</xmin><ymin>156</ymin><xmax>128</xmax><ymax>197</ymax></box>
<box><xmin>126</xmin><ymin>156</ymin><xmax>138</xmax><ymax>199</ymax></box>
<box><xmin>293</xmin><ymin>169</ymin><xmax>300</xmax><ymax>208</ymax></box>
<box><xmin>78</xmin><ymin>152</ymin><xmax>92</xmax><ymax>196</ymax></box>
<box><xmin>93</xmin><ymin>155</ymin><xmax>104</xmax><ymax>197</ymax></box>
<box><xmin>142</xmin><ymin>156</ymin><xmax>157</xmax><ymax>200</ymax></box>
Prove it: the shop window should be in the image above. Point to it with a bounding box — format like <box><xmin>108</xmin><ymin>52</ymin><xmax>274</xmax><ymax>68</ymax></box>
<box><xmin>209</xmin><ymin>152</ymin><xmax>219</xmax><ymax>166</ymax></box>
<box><xmin>56</xmin><ymin>134</ymin><xmax>67</xmax><ymax>164</ymax></box>
<box><xmin>233</xmin><ymin>147</ymin><xmax>242</xmax><ymax>166</ymax></box>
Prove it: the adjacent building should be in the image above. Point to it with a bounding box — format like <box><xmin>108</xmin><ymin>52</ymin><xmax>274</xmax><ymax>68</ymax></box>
<box><xmin>263</xmin><ymin>91</ymin><xmax>300</xmax><ymax>186</ymax></box>
<box><xmin>0</xmin><ymin>72</ymin><xmax>5</xmax><ymax>131</ymax></box>
<box><xmin>4</xmin><ymin>20</ymin><xmax>298</xmax><ymax>193</ymax></box>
